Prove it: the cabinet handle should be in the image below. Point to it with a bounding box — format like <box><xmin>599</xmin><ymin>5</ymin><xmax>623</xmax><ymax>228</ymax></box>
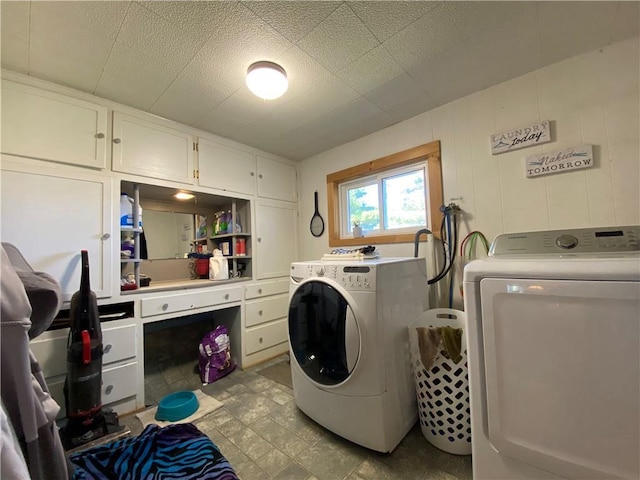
<box><xmin>104</xmin><ymin>344</ymin><xmax>112</xmax><ymax>354</ymax></box>
<box><xmin>101</xmin><ymin>233</ymin><xmax>110</xmax><ymax>240</ymax></box>
<box><xmin>258</xmin><ymin>310</ymin><xmax>263</xmax><ymax>316</ymax></box>
<box><xmin>105</xmin><ymin>385</ymin><xmax>113</xmax><ymax>395</ymax></box>
<box><xmin>250</xmin><ymin>172</ymin><xmax>255</xmax><ymax>176</ymax></box>
<box><xmin>224</xmin><ymin>294</ymin><xmax>229</xmax><ymax>300</ymax></box>
<box><xmin>257</xmin><ymin>238</ymin><xmax>262</xmax><ymax>243</ymax></box>
<box><xmin>113</xmin><ymin>138</ymin><xmax>122</xmax><ymax>144</ymax></box>
<box><xmin>259</xmin><ymin>337</ymin><xmax>263</xmax><ymax>344</ymax></box>
<box><xmin>258</xmin><ymin>288</ymin><xmax>262</xmax><ymax>294</ymax></box>
<box><xmin>258</xmin><ymin>174</ymin><xmax>263</xmax><ymax>179</ymax></box>
<box><xmin>162</xmin><ymin>303</ymin><xmax>169</xmax><ymax>311</ymax></box>
<box><xmin>95</xmin><ymin>132</ymin><xmax>105</xmax><ymax>139</ymax></box>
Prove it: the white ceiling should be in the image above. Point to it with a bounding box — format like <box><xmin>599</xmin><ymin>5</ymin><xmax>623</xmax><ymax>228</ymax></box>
<box><xmin>1</xmin><ymin>1</ymin><xmax>638</xmax><ymax>162</ymax></box>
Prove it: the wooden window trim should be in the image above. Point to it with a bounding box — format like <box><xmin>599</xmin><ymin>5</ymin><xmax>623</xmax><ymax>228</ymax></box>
<box><xmin>327</xmin><ymin>141</ymin><xmax>443</xmax><ymax>247</ymax></box>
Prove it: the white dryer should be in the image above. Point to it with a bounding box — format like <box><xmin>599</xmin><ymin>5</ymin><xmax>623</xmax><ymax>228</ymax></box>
<box><xmin>288</xmin><ymin>257</ymin><xmax>429</xmax><ymax>453</ymax></box>
<box><xmin>463</xmin><ymin>226</ymin><xmax>640</xmax><ymax>479</ymax></box>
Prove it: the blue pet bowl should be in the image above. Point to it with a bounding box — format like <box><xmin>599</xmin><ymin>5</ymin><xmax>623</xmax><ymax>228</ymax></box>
<box><xmin>155</xmin><ymin>391</ymin><xmax>199</xmax><ymax>422</ymax></box>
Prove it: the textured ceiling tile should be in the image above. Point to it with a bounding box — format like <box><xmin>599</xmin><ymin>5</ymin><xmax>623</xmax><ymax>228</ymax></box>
<box><xmin>465</xmin><ymin>5</ymin><xmax>540</xmax><ymax>88</ymax></box>
<box><xmin>1</xmin><ymin>34</ymin><xmax>29</xmax><ymax>74</ymax></box>
<box><xmin>201</xmin><ymin>88</ymin><xmax>278</xmax><ymax>128</ymax></box>
<box><xmin>610</xmin><ymin>1</ymin><xmax>640</xmax><ymax>44</ymax></box>
<box><xmin>408</xmin><ymin>44</ymin><xmax>479</xmax><ymax>107</ymax></box>
<box><xmin>30</xmin><ymin>1</ymin><xmax>128</xmax><ymax>43</ymax></box>
<box><xmin>348</xmin><ymin>0</ymin><xmax>439</xmax><ymax>42</ymax></box>
<box><xmin>447</xmin><ymin>1</ymin><xmax>528</xmax><ymax>40</ymax></box>
<box><xmin>29</xmin><ymin>43</ymin><xmax>104</xmax><ymax>94</ymax></box>
<box><xmin>365</xmin><ymin>73</ymin><xmax>432</xmax><ymax>113</ymax></box>
<box><xmin>243</xmin><ymin>1</ymin><xmax>341</xmax><ymax>43</ymax></box>
<box><xmin>1</xmin><ymin>1</ymin><xmax>30</xmax><ymax>40</ymax></box>
<box><xmin>142</xmin><ymin>0</ymin><xmax>238</xmax><ymax>44</ymax></box>
<box><xmin>336</xmin><ymin>45</ymin><xmax>405</xmax><ymax>95</ymax></box>
<box><xmin>537</xmin><ymin>1</ymin><xmax>620</xmax><ymax>66</ymax></box>
<box><xmin>297</xmin><ymin>3</ymin><xmax>380</xmax><ymax>72</ymax></box>
<box><xmin>383</xmin><ymin>3</ymin><xmax>465</xmax><ymax>71</ymax></box>
<box><xmin>149</xmin><ymin>76</ymin><xmax>229</xmax><ymax>127</ymax></box>
<box><xmin>114</xmin><ymin>2</ymin><xmax>207</xmax><ymax>61</ymax></box>
<box><xmin>179</xmin><ymin>3</ymin><xmax>293</xmax><ymax>98</ymax></box>
<box><xmin>95</xmin><ymin>71</ymin><xmax>169</xmax><ymax>111</ymax></box>
<box><xmin>104</xmin><ymin>41</ymin><xmax>185</xmax><ymax>87</ymax></box>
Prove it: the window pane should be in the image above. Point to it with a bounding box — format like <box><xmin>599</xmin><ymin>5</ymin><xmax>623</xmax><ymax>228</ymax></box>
<box><xmin>348</xmin><ymin>184</ymin><xmax>379</xmax><ymax>232</ymax></box>
<box><xmin>383</xmin><ymin>169</ymin><xmax>426</xmax><ymax>229</ymax></box>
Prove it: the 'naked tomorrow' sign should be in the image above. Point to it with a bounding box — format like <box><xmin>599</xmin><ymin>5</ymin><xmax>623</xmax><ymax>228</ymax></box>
<box><xmin>525</xmin><ymin>144</ymin><xmax>594</xmax><ymax>178</ymax></box>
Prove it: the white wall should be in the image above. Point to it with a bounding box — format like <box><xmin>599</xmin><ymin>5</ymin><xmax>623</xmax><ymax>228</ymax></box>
<box><xmin>298</xmin><ymin>36</ymin><xmax>639</xmax><ymax>307</ymax></box>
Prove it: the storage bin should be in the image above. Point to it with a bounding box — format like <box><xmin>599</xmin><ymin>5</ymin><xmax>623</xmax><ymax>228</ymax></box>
<box><xmin>408</xmin><ymin>308</ymin><xmax>471</xmax><ymax>455</ymax></box>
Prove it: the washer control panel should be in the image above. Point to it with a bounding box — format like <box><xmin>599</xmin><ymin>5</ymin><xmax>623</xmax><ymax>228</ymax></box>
<box><xmin>490</xmin><ymin>226</ymin><xmax>640</xmax><ymax>255</ymax></box>
<box><xmin>290</xmin><ymin>263</ymin><xmax>376</xmax><ymax>290</ymax></box>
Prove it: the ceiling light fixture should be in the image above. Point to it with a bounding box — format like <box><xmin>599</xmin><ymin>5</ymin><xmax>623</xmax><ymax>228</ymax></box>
<box><xmin>174</xmin><ymin>192</ymin><xmax>194</xmax><ymax>200</ymax></box>
<box><xmin>246</xmin><ymin>61</ymin><xmax>288</xmax><ymax>100</ymax></box>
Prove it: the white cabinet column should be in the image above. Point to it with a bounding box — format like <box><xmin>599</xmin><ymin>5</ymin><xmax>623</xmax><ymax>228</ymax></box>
<box><xmin>255</xmin><ymin>199</ymin><xmax>299</xmax><ymax>279</ymax></box>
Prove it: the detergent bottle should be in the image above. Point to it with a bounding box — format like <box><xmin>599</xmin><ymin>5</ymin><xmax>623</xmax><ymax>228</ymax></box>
<box><xmin>209</xmin><ymin>249</ymin><xmax>229</xmax><ymax>281</ymax></box>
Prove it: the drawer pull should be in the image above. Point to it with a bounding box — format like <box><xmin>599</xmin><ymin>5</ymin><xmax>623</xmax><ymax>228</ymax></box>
<box><xmin>225</xmin><ymin>294</ymin><xmax>229</xmax><ymax>300</ymax></box>
<box><xmin>95</xmin><ymin>132</ymin><xmax>105</xmax><ymax>139</ymax></box>
<box><xmin>258</xmin><ymin>310</ymin><xmax>263</xmax><ymax>316</ymax></box>
<box><xmin>258</xmin><ymin>288</ymin><xmax>262</xmax><ymax>294</ymax></box>
<box><xmin>113</xmin><ymin>138</ymin><xmax>122</xmax><ymax>144</ymax></box>
<box><xmin>259</xmin><ymin>337</ymin><xmax>263</xmax><ymax>344</ymax></box>
<box><xmin>101</xmin><ymin>233</ymin><xmax>111</xmax><ymax>240</ymax></box>
<box><xmin>105</xmin><ymin>385</ymin><xmax>113</xmax><ymax>395</ymax></box>
<box><xmin>161</xmin><ymin>303</ymin><xmax>169</xmax><ymax>311</ymax></box>
<box><xmin>103</xmin><ymin>344</ymin><xmax>112</xmax><ymax>354</ymax></box>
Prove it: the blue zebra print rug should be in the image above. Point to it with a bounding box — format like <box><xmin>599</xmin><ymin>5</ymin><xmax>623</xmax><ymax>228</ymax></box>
<box><xmin>69</xmin><ymin>423</ymin><xmax>238</xmax><ymax>479</ymax></box>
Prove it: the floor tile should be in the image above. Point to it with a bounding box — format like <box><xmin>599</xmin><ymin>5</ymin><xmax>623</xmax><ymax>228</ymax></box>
<box><xmin>254</xmin><ymin>449</ymin><xmax>292</xmax><ymax>477</ymax></box>
<box><xmin>272</xmin><ymin>462</ymin><xmax>316</xmax><ymax>480</ymax></box>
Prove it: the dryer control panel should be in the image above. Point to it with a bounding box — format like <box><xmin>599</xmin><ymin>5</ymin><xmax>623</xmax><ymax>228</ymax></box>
<box><xmin>491</xmin><ymin>225</ymin><xmax>640</xmax><ymax>255</ymax></box>
<box><xmin>290</xmin><ymin>263</ymin><xmax>376</xmax><ymax>291</ymax></box>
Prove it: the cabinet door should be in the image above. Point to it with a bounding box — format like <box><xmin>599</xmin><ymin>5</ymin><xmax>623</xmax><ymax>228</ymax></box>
<box><xmin>1</xmin><ymin>161</ymin><xmax>112</xmax><ymax>300</ymax></box>
<box><xmin>198</xmin><ymin>138</ymin><xmax>257</xmax><ymax>195</ymax></box>
<box><xmin>257</xmin><ymin>156</ymin><xmax>297</xmax><ymax>202</ymax></box>
<box><xmin>1</xmin><ymin>81</ymin><xmax>107</xmax><ymax>169</ymax></box>
<box><xmin>255</xmin><ymin>200</ymin><xmax>298</xmax><ymax>279</ymax></box>
<box><xmin>112</xmin><ymin>112</ymin><xmax>194</xmax><ymax>184</ymax></box>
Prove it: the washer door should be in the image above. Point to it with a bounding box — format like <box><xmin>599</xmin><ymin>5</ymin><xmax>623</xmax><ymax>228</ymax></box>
<box><xmin>288</xmin><ymin>280</ymin><xmax>359</xmax><ymax>386</ymax></box>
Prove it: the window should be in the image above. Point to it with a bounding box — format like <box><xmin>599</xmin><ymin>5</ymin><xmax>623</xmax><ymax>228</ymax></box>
<box><xmin>327</xmin><ymin>141</ymin><xmax>443</xmax><ymax>247</ymax></box>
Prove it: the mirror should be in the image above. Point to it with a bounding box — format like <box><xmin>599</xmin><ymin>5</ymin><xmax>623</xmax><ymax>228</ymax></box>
<box><xmin>143</xmin><ymin>210</ymin><xmax>195</xmax><ymax>259</ymax></box>
<box><xmin>122</xmin><ymin>181</ymin><xmax>233</xmax><ymax>261</ymax></box>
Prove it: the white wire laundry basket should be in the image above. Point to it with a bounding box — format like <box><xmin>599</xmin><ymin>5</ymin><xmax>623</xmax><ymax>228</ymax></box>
<box><xmin>408</xmin><ymin>308</ymin><xmax>471</xmax><ymax>455</ymax></box>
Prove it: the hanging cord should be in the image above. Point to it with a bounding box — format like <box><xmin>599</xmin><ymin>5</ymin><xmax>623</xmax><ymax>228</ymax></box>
<box><xmin>457</xmin><ymin>230</ymin><xmax>490</xmax><ymax>298</ymax></box>
<box><xmin>428</xmin><ymin>204</ymin><xmax>459</xmax><ymax>286</ymax></box>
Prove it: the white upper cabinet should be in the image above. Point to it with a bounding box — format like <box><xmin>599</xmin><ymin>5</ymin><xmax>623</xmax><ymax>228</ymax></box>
<box><xmin>197</xmin><ymin>138</ymin><xmax>257</xmax><ymax>195</ymax></box>
<box><xmin>1</xmin><ymin>159</ymin><xmax>112</xmax><ymax>301</ymax></box>
<box><xmin>257</xmin><ymin>156</ymin><xmax>297</xmax><ymax>202</ymax></box>
<box><xmin>1</xmin><ymin>81</ymin><xmax>107</xmax><ymax>169</ymax></box>
<box><xmin>112</xmin><ymin>112</ymin><xmax>194</xmax><ymax>184</ymax></box>
<box><xmin>255</xmin><ymin>199</ymin><xmax>299</xmax><ymax>279</ymax></box>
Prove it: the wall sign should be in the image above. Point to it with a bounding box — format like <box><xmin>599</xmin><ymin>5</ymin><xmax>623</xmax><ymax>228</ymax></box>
<box><xmin>525</xmin><ymin>144</ymin><xmax>593</xmax><ymax>178</ymax></box>
<box><xmin>491</xmin><ymin>120</ymin><xmax>551</xmax><ymax>154</ymax></box>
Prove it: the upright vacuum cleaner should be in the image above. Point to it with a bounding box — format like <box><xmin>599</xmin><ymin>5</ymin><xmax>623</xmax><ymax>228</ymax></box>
<box><xmin>60</xmin><ymin>250</ymin><xmax>123</xmax><ymax>450</ymax></box>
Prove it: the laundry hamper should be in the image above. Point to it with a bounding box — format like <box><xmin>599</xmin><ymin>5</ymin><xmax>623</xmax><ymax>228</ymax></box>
<box><xmin>408</xmin><ymin>308</ymin><xmax>471</xmax><ymax>455</ymax></box>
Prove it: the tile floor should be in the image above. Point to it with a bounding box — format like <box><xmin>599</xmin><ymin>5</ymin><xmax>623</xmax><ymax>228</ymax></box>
<box><xmin>122</xmin><ymin>322</ymin><xmax>472</xmax><ymax>480</ymax></box>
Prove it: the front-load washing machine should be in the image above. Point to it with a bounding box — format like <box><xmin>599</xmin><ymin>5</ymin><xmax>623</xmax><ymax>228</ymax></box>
<box><xmin>464</xmin><ymin>226</ymin><xmax>640</xmax><ymax>479</ymax></box>
<box><xmin>288</xmin><ymin>257</ymin><xmax>429</xmax><ymax>452</ymax></box>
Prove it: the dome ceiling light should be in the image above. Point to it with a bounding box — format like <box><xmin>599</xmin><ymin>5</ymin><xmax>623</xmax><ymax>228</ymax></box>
<box><xmin>246</xmin><ymin>61</ymin><xmax>288</xmax><ymax>100</ymax></box>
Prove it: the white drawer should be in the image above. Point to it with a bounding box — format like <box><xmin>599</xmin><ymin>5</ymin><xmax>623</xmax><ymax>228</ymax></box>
<box><xmin>31</xmin><ymin>323</ymin><xmax>136</xmax><ymax>378</ymax></box>
<box><xmin>141</xmin><ymin>286</ymin><xmax>242</xmax><ymax>317</ymax></box>
<box><xmin>244</xmin><ymin>279</ymin><xmax>289</xmax><ymax>299</ymax></box>
<box><xmin>245</xmin><ymin>318</ymin><xmax>288</xmax><ymax>355</ymax></box>
<box><xmin>245</xmin><ymin>293</ymin><xmax>289</xmax><ymax>328</ymax></box>
<box><xmin>47</xmin><ymin>361</ymin><xmax>137</xmax><ymax>419</ymax></box>
<box><xmin>101</xmin><ymin>361</ymin><xmax>137</xmax><ymax>406</ymax></box>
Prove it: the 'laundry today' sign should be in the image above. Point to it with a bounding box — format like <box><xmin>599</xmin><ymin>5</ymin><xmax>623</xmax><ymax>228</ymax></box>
<box><xmin>491</xmin><ymin>121</ymin><xmax>551</xmax><ymax>154</ymax></box>
<box><xmin>525</xmin><ymin>144</ymin><xmax>594</xmax><ymax>178</ymax></box>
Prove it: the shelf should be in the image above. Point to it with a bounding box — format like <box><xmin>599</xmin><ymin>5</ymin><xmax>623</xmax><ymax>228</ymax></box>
<box><xmin>121</xmin><ymin>226</ymin><xmax>143</xmax><ymax>233</ymax></box>
<box><xmin>193</xmin><ymin>237</ymin><xmax>208</xmax><ymax>242</ymax></box>
<box><xmin>223</xmin><ymin>255</ymin><xmax>252</xmax><ymax>260</ymax></box>
<box><xmin>210</xmin><ymin>232</ymin><xmax>251</xmax><ymax>240</ymax></box>
<box><xmin>121</xmin><ymin>259</ymin><xmax>143</xmax><ymax>263</ymax></box>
